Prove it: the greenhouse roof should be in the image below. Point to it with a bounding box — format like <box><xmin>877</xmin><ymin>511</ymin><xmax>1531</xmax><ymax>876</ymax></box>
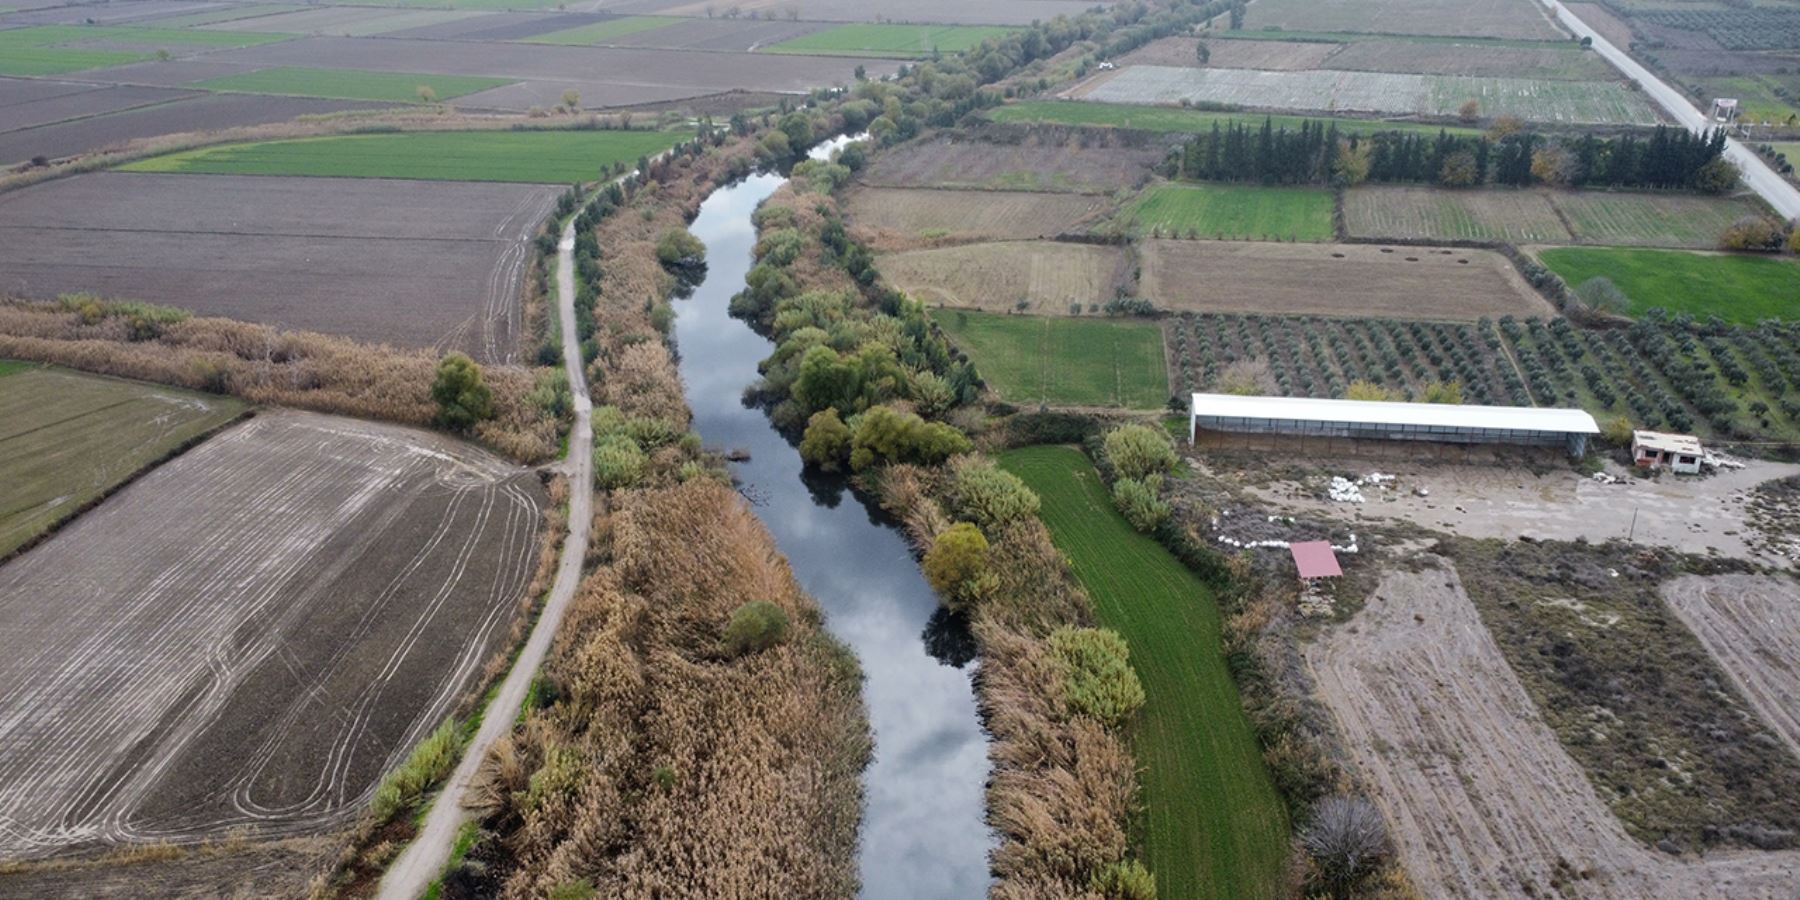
<box><xmin>1190</xmin><ymin>393</ymin><xmax>1600</xmax><ymax>435</ymax></box>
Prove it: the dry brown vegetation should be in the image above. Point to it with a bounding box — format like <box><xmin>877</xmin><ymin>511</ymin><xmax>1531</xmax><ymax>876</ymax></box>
<box><xmin>877</xmin><ymin>241</ymin><xmax>1131</xmax><ymax>313</ymax></box>
<box><xmin>846</xmin><ymin>186</ymin><xmax>1113</xmax><ymax>247</ymax></box>
<box><xmin>0</xmin><ymin>298</ymin><xmax>560</xmax><ymax>462</ymax></box>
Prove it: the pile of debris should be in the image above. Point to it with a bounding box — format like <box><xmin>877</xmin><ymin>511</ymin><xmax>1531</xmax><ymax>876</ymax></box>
<box><xmin>1326</xmin><ymin>472</ymin><xmax>1397</xmax><ymax>504</ymax></box>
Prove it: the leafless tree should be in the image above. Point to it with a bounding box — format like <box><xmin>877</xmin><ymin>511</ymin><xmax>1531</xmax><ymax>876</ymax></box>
<box><xmin>1302</xmin><ymin>795</ymin><xmax>1389</xmax><ymax>896</ymax></box>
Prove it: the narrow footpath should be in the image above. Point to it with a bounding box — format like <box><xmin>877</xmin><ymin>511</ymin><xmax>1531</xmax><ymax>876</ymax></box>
<box><xmin>378</xmin><ymin>212</ymin><xmax>596</xmax><ymax>899</ymax></box>
<box><xmin>1543</xmin><ymin>0</ymin><xmax>1800</xmax><ymax>219</ymax></box>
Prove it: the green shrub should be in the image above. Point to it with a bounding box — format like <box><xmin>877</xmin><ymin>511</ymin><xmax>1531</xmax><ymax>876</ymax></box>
<box><xmin>1102</xmin><ymin>424</ymin><xmax>1177</xmax><ymax>481</ymax></box>
<box><xmin>1112</xmin><ymin>475</ymin><xmax>1170</xmax><ymax>534</ymax></box>
<box><xmin>923</xmin><ymin>522</ymin><xmax>991</xmax><ymax>612</ymax></box>
<box><xmin>800</xmin><ymin>408</ymin><xmax>853</xmax><ymax>470</ymax></box>
<box><xmin>950</xmin><ymin>456</ymin><xmax>1040</xmax><ymax>530</ymax></box>
<box><xmin>1048</xmin><ymin>626</ymin><xmax>1145</xmax><ymax>728</ymax></box>
<box><xmin>722</xmin><ymin>600</ymin><xmax>791</xmax><ymax>657</ymax></box>
<box><xmin>431</xmin><ymin>352</ymin><xmax>494</xmax><ymax>430</ymax></box>
<box><xmin>655</xmin><ymin>228</ymin><xmax>707</xmax><ymax>274</ymax></box>
<box><xmin>755</xmin><ymin>227</ymin><xmax>807</xmax><ymax>267</ymax></box>
<box><xmin>849</xmin><ymin>405</ymin><xmax>971</xmax><ymax>471</ymax></box>
<box><xmin>548</xmin><ymin>880</ymin><xmax>595</xmax><ymax>900</ymax></box>
<box><xmin>1091</xmin><ymin>859</ymin><xmax>1157</xmax><ymax>900</ymax></box>
<box><xmin>593</xmin><ymin>434</ymin><xmax>647</xmax><ymax>489</ymax></box>
<box><xmin>370</xmin><ymin>719</ymin><xmax>461</xmax><ymax>821</ymax></box>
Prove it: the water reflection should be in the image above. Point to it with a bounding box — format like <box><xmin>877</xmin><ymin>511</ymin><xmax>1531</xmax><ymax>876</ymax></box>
<box><xmin>669</xmin><ymin>157</ymin><xmax>995</xmax><ymax>898</ymax></box>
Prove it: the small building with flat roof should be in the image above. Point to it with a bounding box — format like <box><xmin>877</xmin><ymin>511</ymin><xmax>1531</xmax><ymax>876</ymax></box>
<box><xmin>1189</xmin><ymin>393</ymin><xmax>1600</xmax><ymax>458</ymax></box>
<box><xmin>1631</xmin><ymin>430</ymin><xmax>1703</xmax><ymax>474</ymax></box>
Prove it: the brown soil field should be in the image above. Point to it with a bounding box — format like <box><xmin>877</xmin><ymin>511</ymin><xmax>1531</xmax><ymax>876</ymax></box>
<box><xmin>877</xmin><ymin>241</ymin><xmax>1129</xmax><ymax>313</ymax></box>
<box><xmin>0</xmin><ymin>94</ymin><xmax>380</xmax><ymax>166</ymax></box>
<box><xmin>0</xmin><ymin>172</ymin><xmax>558</xmax><ymax>361</ymax></box>
<box><xmin>379</xmin><ymin>11</ymin><xmax>601</xmax><ymax>42</ymax></box>
<box><xmin>0</xmin><ymin>77</ymin><xmax>98</xmax><ymax>107</ymax></box>
<box><xmin>1567</xmin><ymin>3</ymin><xmax>1636</xmax><ymax>50</ymax></box>
<box><xmin>1662</xmin><ymin>574</ymin><xmax>1800</xmax><ymax>761</ymax></box>
<box><xmin>1344</xmin><ymin>185</ymin><xmax>1574</xmax><ymax>244</ymax></box>
<box><xmin>859</xmin><ymin>132</ymin><xmax>1163</xmax><ymax>194</ymax></box>
<box><xmin>0</xmin><ymin>84</ymin><xmax>195</xmax><ymax>134</ymax></box>
<box><xmin>610</xmin><ymin>17</ymin><xmax>830</xmax><ymax>51</ymax></box>
<box><xmin>0</xmin><ymin>410</ymin><xmax>545</xmax><ymax>860</ymax></box>
<box><xmin>1245</xmin><ymin>0</ymin><xmax>1566</xmax><ymax>40</ymax></box>
<box><xmin>620</xmin><ymin>0</ymin><xmax>1111</xmax><ymax>25</ymax></box>
<box><xmin>1121</xmin><ymin>36</ymin><xmax>1339</xmax><ymax>71</ymax></box>
<box><xmin>0</xmin><ymin>838</ymin><xmax>330</xmax><ymax>898</ymax></box>
<box><xmin>0</xmin><ymin>0</ymin><xmax>214</xmax><ymax>26</ymax></box>
<box><xmin>1329</xmin><ymin>39</ymin><xmax>1616</xmax><ymax>80</ymax></box>
<box><xmin>1140</xmin><ymin>239</ymin><xmax>1554</xmax><ymax>320</ymax></box>
<box><xmin>846</xmin><ymin>187</ymin><xmax>1112</xmax><ymax>245</ymax></box>
<box><xmin>1310</xmin><ymin>562</ymin><xmax>1800</xmax><ymax>898</ymax></box>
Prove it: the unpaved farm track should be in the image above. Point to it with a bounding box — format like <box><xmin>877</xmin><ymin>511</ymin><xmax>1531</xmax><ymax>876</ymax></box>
<box><xmin>1663</xmin><ymin>575</ymin><xmax>1800</xmax><ymax>761</ymax></box>
<box><xmin>0</xmin><ymin>411</ymin><xmax>544</xmax><ymax>860</ymax></box>
<box><xmin>1309</xmin><ymin>562</ymin><xmax>1800</xmax><ymax>897</ymax></box>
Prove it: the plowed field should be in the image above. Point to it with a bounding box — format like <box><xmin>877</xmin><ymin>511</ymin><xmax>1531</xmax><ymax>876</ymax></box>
<box><xmin>846</xmin><ymin>187</ymin><xmax>1110</xmax><ymax>244</ymax></box>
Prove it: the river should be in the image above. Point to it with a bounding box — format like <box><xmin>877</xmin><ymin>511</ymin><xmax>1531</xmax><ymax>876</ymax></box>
<box><xmin>669</xmin><ymin>140</ymin><xmax>994</xmax><ymax>898</ymax></box>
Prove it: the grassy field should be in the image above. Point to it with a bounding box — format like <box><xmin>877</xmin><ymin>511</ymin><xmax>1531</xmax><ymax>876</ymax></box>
<box><xmin>999</xmin><ymin>445</ymin><xmax>1289</xmax><ymax>900</ymax></box>
<box><xmin>1537</xmin><ymin>247</ymin><xmax>1800</xmax><ymax>324</ymax></box>
<box><xmin>935</xmin><ymin>310</ymin><xmax>1167</xmax><ymax>408</ymax></box>
<box><xmin>1553</xmin><ymin>192</ymin><xmax>1770</xmax><ymax>249</ymax></box>
<box><xmin>192</xmin><ymin>67</ymin><xmax>511</xmax><ymax>103</ymax></box>
<box><xmin>520</xmin><ymin>15</ymin><xmax>679</xmax><ymax>45</ymax></box>
<box><xmin>764</xmin><ymin>23</ymin><xmax>1014</xmax><ymax>58</ymax></box>
<box><xmin>143</xmin><ymin>4</ymin><xmax>300</xmax><ymax>27</ymax></box>
<box><xmin>1125</xmin><ymin>182</ymin><xmax>1333</xmax><ymax>241</ymax></box>
<box><xmin>0</xmin><ymin>366</ymin><xmax>247</xmax><ymax>558</ymax></box>
<box><xmin>122</xmin><ymin>129</ymin><xmax>683</xmax><ymax>183</ymax></box>
<box><xmin>987</xmin><ymin>100</ymin><xmax>1482</xmax><ymax>137</ymax></box>
<box><xmin>0</xmin><ymin>24</ymin><xmax>287</xmax><ymax>75</ymax></box>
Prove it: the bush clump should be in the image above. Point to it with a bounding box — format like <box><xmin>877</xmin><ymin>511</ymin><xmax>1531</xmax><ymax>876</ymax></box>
<box><xmin>949</xmin><ymin>456</ymin><xmax>1040</xmax><ymax>530</ymax></box>
<box><xmin>370</xmin><ymin>719</ymin><xmax>462</xmax><ymax>821</ymax></box>
<box><xmin>722</xmin><ymin>600</ymin><xmax>791</xmax><ymax>657</ymax></box>
<box><xmin>1719</xmin><ymin>215</ymin><xmax>1788</xmax><ymax>252</ymax></box>
<box><xmin>1301</xmin><ymin>796</ymin><xmax>1390</xmax><ymax>896</ymax></box>
<box><xmin>1047</xmin><ymin>626</ymin><xmax>1145</xmax><ymax>729</ymax></box>
<box><xmin>799</xmin><ymin>408</ymin><xmax>853</xmax><ymax>471</ymax></box>
<box><xmin>432</xmin><ymin>352</ymin><xmax>495</xmax><ymax>430</ymax></box>
<box><xmin>593</xmin><ymin>433</ymin><xmax>647</xmax><ymax>489</ymax></box>
<box><xmin>1111</xmin><ymin>475</ymin><xmax>1170</xmax><ymax>533</ymax></box>
<box><xmin>923</xmin><ymin>522</ymin><xmax>991</xmax><ymax>612</ymax></box>
<box><xmin>1090</xmin><ymin>859</ymin><xmax>1157</xmax><ymax>900</ymax></box>
<box><xmin>849</xmin><ymin>405</ymin><xmax>971</xmax><ymax>471</ymax></box>
<box><xmin>1102</xmin><ymin>424</ymin><xmax>1177</xmax><ymax>481</ymax></box>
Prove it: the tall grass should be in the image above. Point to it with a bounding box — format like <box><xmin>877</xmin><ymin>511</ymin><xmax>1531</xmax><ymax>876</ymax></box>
<box><xmin>371</xmin><ymin>721</ymin><xmax>464</xmax><ymax>823</ymax></box>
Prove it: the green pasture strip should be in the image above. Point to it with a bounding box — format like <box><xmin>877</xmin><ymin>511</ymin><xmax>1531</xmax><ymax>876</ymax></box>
<box><xmin>192</xmin><ymin>67</ymin><xmax>512</xmax><ymax>103</ymax></box>
<box><xmin>1126</xmin><ymin>182</ymin><xmax>1333</xmax><ymax>241</ymax></box>
<box><xmin>987</xmin><ymin>100</ymin><xmax>1481</xmax><ymax>137</ymax></box>
<box><xmin>0</xmin><ymin>47</ymin><xmax>145</xmax><ymax>75</ymax></box>
<box><xmin>935</xmin><ymin>310</ymin><xmax>1167</xmax><ymax>409</ymax></box>
<box><xmin>0</xmin><ymin>360</ymin><xmax>34</xmax><ymax>378</ymax></box>
<box><xmin>1537</xmin><ymin>246</ymin><xmax>1800</xmax><ymax>324</ymax></box>
<box><xmin>0</xmin><ymin>24</ymin><xmax>288</xmax><ymax>48</ymax></box>
<box><xmin>0</xmin><ymin>367</ymin><xmax>247</xmax><ymax>559</ymax></box>
<box><xmin>517</xmin><ymin>15</ymin><xmax>679</xmax><ymax>45</ymax></box>
<box><xmin>1211</xmin><ymin>28</ymin><xmax>1578</xmax><ymax>49</ymax></box>
<box><xmin>763</xmin><ymin>23</ymin><xmax>1015</xmax><ymax>58</ymax></box>
<box><xmin>145</xmin><ymin>4</ymin><xmax>302</xmax><ymax>27</ymax></box>
<box><xmin>356</xmin><ymin>0</ymin><xmax>585</xmax><ymax>10</ymax></box>
<box><xmin>122</xmin><ymin>129</ymin><xmax>683</xmax><ymax>183</ymax></box>
<box><xmin>1000</xmin><ymin>445</ymin><xmax>1289</xmax><ymax>900</ymax></box>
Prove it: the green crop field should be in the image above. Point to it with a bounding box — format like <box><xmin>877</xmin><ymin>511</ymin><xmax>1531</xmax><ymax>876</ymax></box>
<box><xmin>1126</xmin><ymin>182</ymin><xmax>1334</xmax><ymax>241</ymax></box>
<box><xmin>0</xmin><ymin>366</ymin><xmax>247</xmax><ymax>558</ymax></box>
<box><xmin>936</xmin><ymin>310</ymin><xmax>1167</xmax><ymax>409</ymax></box>
<box><xmin>999</xmin><ymin>446</ymin><xmax>1289</xmax><ymax>900</ymax></box>
<box><xmin>123</xmin><ymin>129</ymin><xmax>683</xmax><ymax>183</ymax></box>
<box><xmin>0</xmin><ymin>24</ymin><xmax>288</xmax><ymax>75</ymax></box>
<box><xmin>764</xmin><ymin>23</ymin><xmax>1014</xmax><ymax>58</ymax></box>
<box><xmin>986</xmin><ymin>100</ymin><xmax>1482</xmax><ymax>137</ymax></box>
<box><xmin>519</xmin><ymin>15</ymin><xmax>679</xmax><ymax>45</ymax></box>
<box><xmin>193</xmin><ymin>67</ymin><xmax>511</xmax><ymax>103</ymax></box>
<box><xmin>1538</xmin><ymin>247</ymin><xmax>1800</xmax><ymax>324</ymax></box>
<box><xmin>1553</xmin><ymin>192</ymin><xmax>1770</xmax><ymax>249</ymax></box>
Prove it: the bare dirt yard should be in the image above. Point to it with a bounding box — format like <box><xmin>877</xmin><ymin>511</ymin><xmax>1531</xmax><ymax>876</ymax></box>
<box><xmin>1310</xmin><ymin>561</ymin><xmax>1800</xmax><ymax>898</ymax></box>
<box><xmin>1662</xmin><ymin>574</ymin><xmax>1800</xmax><ymax>760</ymax></box>
<box><xmin>858</xmin><ymin>131</ymin><xmax>1164</xmax><ymax>194</ymax></box>
<box><xmin>876</xmin><ymin>241</ymin><xmax>1129</xmax><ymax>313</ymax></box>
<box><xmin>1244</xmin><ymin>0</ymin><xmax>1566</xmax><ymax>40</ymax></box>
<box><xmin>1140</xmin><ymin>239</ymin><xmax>1554</xmax><ymax>320</ymax></box>
<box><xmin>846</xmin><ymin>187</ymin><xmax>1112</xmax><ymax>246</ymax></box>
<box><xmin>0</xmin><ymin>410</ymin><xmax>544</xmax><ymax>861</ymax></box>
<box><xmin>0</xmin><ymin>172</ymin><xmax>559</xmax><ymax>361</ymax></box>
<box><xmin>0</xmin><ymin>93</ymin><xmax>379</xmax><ymax>167</ymax></box>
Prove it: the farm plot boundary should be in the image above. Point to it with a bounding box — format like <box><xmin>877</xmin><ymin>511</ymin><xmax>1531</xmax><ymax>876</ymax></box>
<box><xmin>846</xmin><ymin>187</ymin><xmax>1112</xmax><ymax>244</ymax></box>
<box><xmin>935</xmin><ymin>310</ymin><xmax>1167</xmax><ymax>409</ymax></box>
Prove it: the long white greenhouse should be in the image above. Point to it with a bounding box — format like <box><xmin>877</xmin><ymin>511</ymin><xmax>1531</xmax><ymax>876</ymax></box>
<box><xmin>1189</xmin><ymin>393</ymin><xmax>1601</xmax><ymax>458</ymax></box>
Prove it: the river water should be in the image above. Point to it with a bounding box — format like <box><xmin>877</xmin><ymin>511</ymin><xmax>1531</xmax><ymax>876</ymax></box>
<box><xmin>669</xmin><ymin>143</ymin><xmax>994</xmax><ymax>898</ymax></box>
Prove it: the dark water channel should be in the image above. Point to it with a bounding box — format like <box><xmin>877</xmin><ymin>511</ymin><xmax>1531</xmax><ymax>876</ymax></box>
<box><xmin>669</xmin><ymin>142</ymin><xmax>994</xmax><ymax>898</ymax></box>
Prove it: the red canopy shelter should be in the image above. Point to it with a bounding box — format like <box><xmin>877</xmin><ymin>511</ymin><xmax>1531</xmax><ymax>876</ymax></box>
<box><xmin>1290</xmin><ymin>541</ymin><xmax>1342</xmax><ymax>580</ymax></box>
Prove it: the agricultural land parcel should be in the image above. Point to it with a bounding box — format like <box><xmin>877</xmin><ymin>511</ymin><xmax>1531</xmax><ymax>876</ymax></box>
<box><xmin>0</xmin><ymin>92</ymin><xmax>381</xmax><ymax>168</ymax></box>
<box><xmin>0</xmin><ymin>172</ymin><xmax>560</xmax><ymax>359</ymax></box>
<box><xmin>1537</xmin><ymin>246</ymin><xmax>1800</xmax><ymax>324</ymax></box>
<box><xmin>1124</xmin><ymin>183</ymin><xmax>1334</xmax><ymax>242</ymax></box>
<box><xmin>937</xmin><ymin>310</ymin><xmax>1167</xmax><ymax>409</ymax></box>
<box><xmin>1001</xmin><ymin>446</ymin><xmax>1288</xmax><ymax>900</ymax></box>
<box><xmin>762</xmin><ymin>23</ymin><xmax>1015</xmax><ymax>57</ymax></box>
<box><xmin>1080</xmin><ymin>66</ymin><xmax>1660</xmax><ymax>126</ymax></box>
<box><xmin>633</xmin><ymin>0</ymin><xmax>1104</xmax><ymax>25</ymax></box>
<box><xmin>846</xmin><ymin>187</ymin><xmax>1110</xmax><ymax>244</ymax></box>
<box><xmin>122</xmin><ymin>129</ymin><xmax>682</xmax><ymax>182</ymax></box>
<box><xmin>878</xmin><ymin>241</ymin><xmax>1129</xmax><ymax>313</ymax></box>
<box><xmin>191</xmin><ymin>67</ymin><xmax>513</xmax><ymax>103</ymax></box>
<box><xmin>197</xmin><ymin>6</ymin><xmax>487</xmax><ymax>38</ymax></box>
<box><xmin>0</xmin><ymin>366</ymin><xmax>245</xmax><ymax>558</ymax></box>
<box><xmin>1345</xmin><ymin>186</ymin><xmax>1772</xmax><ymax>248</ymax></box>
<box><xmin>1663</xmin><ymin>575</ymin><xmax>1800</xmax><ymax>760</ymax></box>
<box><xmin>1243</xmin><ymin>0</ymin><xmax>1566</xmax><ymax>40</ymax></box>
<box><xmin>0</xmin><ymin>411</ymin><xmax>544</xmax><ymax>858</ymax></box>
<box><xmin>986</xmin><ymin>99</ymin><xmax>1485</xmax><ymax>138</ymax></box>
<box><xmin>0</xmin><ymin>24</ymin><xmax>287</xmax><ymax>75</ymax></box>
<box><xmin>857</xmin><ymin>132</ymin><xmax>1164</xmax><ymax>194</ymax></box>
<box><xmin>1124</xmin><ymin>34</ymin><xmax>1616</xmax><ymax>81</ymax></box>
<box><xmin>518</xmin><ymin>15</ymin><xmax>680</xmax><ymax>45</ymax></box>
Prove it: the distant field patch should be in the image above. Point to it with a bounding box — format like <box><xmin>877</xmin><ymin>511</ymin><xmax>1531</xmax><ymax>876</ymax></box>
<box><xmin>1141</xmin><ymin>239</ymin><xmax>1552</xmax><ymax>320</ymax></box>
<box><xmin>1243</xmin><ymin>0</ymin><xmax>1564</xmax><ymax>40</ymax></box>
<box><xmin>142</xmin><ymin>4</ymin><xmax>301</xmax><ymax>27</ymax></box>
<box><xmin>764</xmin><ymin>23</ymin><xmax>1014</xmax><ymax>57</ymax></box>
<box><xmin>122</xmin><ymin>129</ymin><xmax>682</xmax><ymax>182</ymax></box>
<box><xmin>1553</xmin><ymin>192</ymin><xmax>1773</xmax><ymax>249</ymax></box>
<box><xmin>520</xmin><ymin>15</ymin><xmax>680</xmax><ymax>45</ymax></box>
<box><xmin>847</xmin><ymin>187</ymin><xmax>1108</xmax><ymax>243</ymax></box>
<box><xmin>1121</xmin><ymin>35</ymin><xmax>1337</xmax><ymax>70</ymax></box>
<box><xmin>193</xmin><ymin>67</ymin><xmax>512</xmax><ymax>103</ymax></box>
<box><xmin>0</xmin><ymin>24</ymin><xmax>286</xmax><ymax>74</ymax></box>
<box><xmin>1345</xmin><ymin>186</ymin><xmax>1572</xmax><ymax>243</ymax></box>
<box><xmin>1125</xmin><ymin>183</ymin><xmax>1333</xmax><ymax>241</ymax></box>
<box><xmin>1328</xmin><ymin>38</ymin><xmax>1614</xmax><ymax>80</ymax></box>
<box><xmin>1000</xmin><ymin>446</ymin><xmax>1288</xmax><ymax>900</ymax></box>
<box><xmin>986</xmin><ymin>99</ymin><xmax>1483</xmax><ymax>137</ymax></box>
<box><xmin>0</xmin><ymin>367</ymin><xmax>246</xmax><ymax>558</ymax></box>
<box><xmin>859</xmin><ymin>132</ymin><xmax>1163</xmax><ymax>193</ymax></box>
<box><xmin>878</xmin><ymin>241</ymin><xmax>1126</xmax><ymax>314</ymax></box>
<box><xmin>1537</xmin><ymin>247</ymin><xmax>1800</xmax><ymax>324</ymax></box>
<box><xmin>936</xmin><ymin>310</ymin><xmax>1167</xmax><ymax>408</ymax></box>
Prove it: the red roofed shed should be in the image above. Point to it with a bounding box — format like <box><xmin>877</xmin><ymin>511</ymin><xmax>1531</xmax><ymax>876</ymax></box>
<box><xmin>1290</xmin><ymin>541</ymin><xmax>1342</xmax><ymax>580</ymax></box>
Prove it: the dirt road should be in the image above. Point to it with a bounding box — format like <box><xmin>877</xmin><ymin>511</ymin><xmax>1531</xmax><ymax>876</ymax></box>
<box><xmin>377</xmin><ymin>208</ymin><xmax>595</xmax><ymax>899</ymax></box>
<box><xmin>1663</xmin><ymin>574</ymin><xmax>1800</xmax><ymax>761</ymax></box>
<box><xmin>1309</xmin><ymin>562</ymin><xmax>1800</xmax><ymax>898</ymax></box>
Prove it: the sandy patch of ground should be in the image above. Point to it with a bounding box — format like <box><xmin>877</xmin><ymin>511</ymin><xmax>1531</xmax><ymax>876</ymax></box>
<box><xmin>1662</xmin><ymin>574</ymin><xmax>1800</xmax><ymax>759</ymax></box>
<box><xmin>1240</xmin><ymin>458</ymin><xmax>1800</xmax><ymax>565</ymax></box>
<box><xmin>1309</xmin><ymin>561</ymin><xmax>1800</xmax><ymax>898</ymax></box>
